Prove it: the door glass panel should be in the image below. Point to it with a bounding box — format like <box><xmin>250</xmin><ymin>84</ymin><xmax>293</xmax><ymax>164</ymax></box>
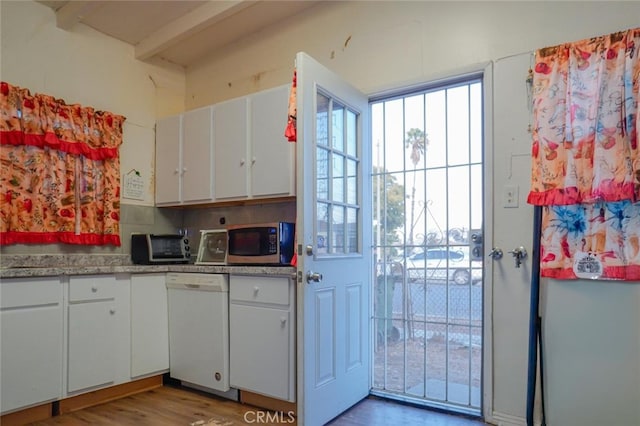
<box><xmin>315</xmin><ymin>89</ymin><xmax>361</xmax><ymax>257</ymax></box>
<box><xmin>317</xmin><ymin>202</ymin><xmax>329</xmax><ymax>255</ymax></box>
<box><xmin>317</xmin><ymin>147</ymin><xmax>329</xmax><ymax>200</ymax></box>
<box><xmin>346</xmin><ymin>207</ymin><xmax>358</xmax><ymax>253</ymax></box>
<box><xmin>331</xmin><ymin>205</ymin><xmax>345</xmax><ymax>254</ymax></box>
<box><xmin>425</xmin><ymin>91</ymin><xmax>446</xmax><ymax>168</ymax></box>
<box><xmin>332</xmin><ymin>101</ymin><xmax>345</xmax><ymax>151</ymax></box>
<box><xmin>347</xmin><ymin>159</ymin><xmax>357</xmax><ymax>205</ymax></box>
<box><xmin>347</xmin><ymin>110</ymin><xmax>357</xmax><ymax>156</ymax></box>
<box><xmin>317</xmin><ymin>93</ymin><xmax>330</xmax><ymax>147</ymax></box>
<box><xmin>447</xmin><ymin>85</ymin><xmax>470</xmax><ymax>166</ymax></box>
<box><xmin>332</xmin><ymin>154</ymin><xmax>344</xmax><ymax>203</ymax></box>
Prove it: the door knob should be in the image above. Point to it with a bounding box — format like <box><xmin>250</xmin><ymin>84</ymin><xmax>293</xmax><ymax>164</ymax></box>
<box><xmin>306</xmin><ymin>271</ymin><xmax>323</xmax><ymax>283</ymax></box>
<box><xmin>488</xmin><ymin>248</ymin><xmax>503</xmax><ymax>260</ymax></box>
<box><xmin>508</xmin><ymin>246</ymin><xmax>527</xmax><ymax>268</ymax></box>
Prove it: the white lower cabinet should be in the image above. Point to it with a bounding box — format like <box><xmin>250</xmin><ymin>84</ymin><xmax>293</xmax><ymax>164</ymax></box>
<box><xmin>0</xmin><ymin>277</ymin><xmax>63</xmax><ymax>414</ymax></box>
<box><xmin>66</xmin><ymin>274</ymin><xmax>130</xmax><ymax>395</ymax></box>
<box><xmin>67</xmin><ymin>275</ymin><xmax>117</xmax><ymax>394</ymax></box>
<box><xmin>130</xmin><ymin>273</ymin><xmax>169</xmax><ymax>378</ymax></box>
<box><xmin>229</xmin><ymin>275</ymin><xmax>295</xmax><ymax>402</ymax></box>
<box><xmin>0</xmin><ymin>272</ymin><xmax>168</xmax><ymax>414</ymax></box>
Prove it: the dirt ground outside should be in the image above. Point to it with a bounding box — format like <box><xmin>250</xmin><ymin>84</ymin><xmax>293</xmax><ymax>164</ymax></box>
<box><xmin>374</xmin><ymin>321</ymin><xmax>482</xmax><ymax>389</ymax></box>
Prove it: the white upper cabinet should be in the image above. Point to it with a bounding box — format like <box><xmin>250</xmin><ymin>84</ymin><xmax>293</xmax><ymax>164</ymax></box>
<box><xmin>155</xmin><ymin>85</ymin><xmax>294</xmax><ymax>206</ymax></box>
<box><xmin>155</xmin><ymin>106</ymin><xmax>214</xmax><ymax>206</ymax></box>
<box><xmin>182</xmin><ymin>106</ymin><xmax>214</xmax><ymax>204</ymax></box>
<box><xmin>155</xmin><ymin>115</ymin><xmax>182</xmax><ymax>205</ymax></box>
<box><xmin>213</xmin><ymin>97</ymin><xmax>249</xmax><ymax>200</ymax></box>
<box><xmin>250</xmin><ymin>85</ymin><xmax>295</xmax><ymax>198</ymax></box>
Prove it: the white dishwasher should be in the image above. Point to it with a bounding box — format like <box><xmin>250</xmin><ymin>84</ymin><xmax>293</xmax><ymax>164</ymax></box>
<box><xmin>166</xmin><ymin>273</ymin><xmax>233</xmax><ymax>397</ymax></box>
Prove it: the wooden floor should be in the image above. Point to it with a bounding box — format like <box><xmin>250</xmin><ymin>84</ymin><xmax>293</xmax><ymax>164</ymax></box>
<box><xmin>29</xmin><ymin>385</ymin><xmax>487</xmax><ymax>426</ymax></box>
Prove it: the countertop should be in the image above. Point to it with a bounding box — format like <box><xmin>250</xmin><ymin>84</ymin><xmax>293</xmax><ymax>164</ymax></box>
<box><xmin>0</xmin><ymin>254</ymin><xmax>296</xmax><ymax>279</ymax></box>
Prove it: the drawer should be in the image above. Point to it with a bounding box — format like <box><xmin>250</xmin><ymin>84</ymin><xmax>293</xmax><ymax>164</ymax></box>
<box><xmin>69</xmin><ymin>275</ymin><xmax>116</xmax><ymax>302</ymax></box>
<box><xmin>230</xmin><ymin>275</ymin><xmax>289</xmax><ymax>305</ymax></box>
<box><xmin>1</xmin><ymin>277</ymin><xmax>61</xmax><ymax>309</ymax></box>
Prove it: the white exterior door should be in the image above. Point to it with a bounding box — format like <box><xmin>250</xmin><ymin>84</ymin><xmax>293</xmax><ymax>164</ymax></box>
<box><xmin>296</xmin><ymin>52</ymin><xmax>371</xmax><ymax>426</ymax></box>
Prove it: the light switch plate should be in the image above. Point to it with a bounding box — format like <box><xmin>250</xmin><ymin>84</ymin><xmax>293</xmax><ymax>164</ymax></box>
<box><xmin>503</xmin><ymin>184</ymin><xmax>519</xmax><ymax>208</ymax></box>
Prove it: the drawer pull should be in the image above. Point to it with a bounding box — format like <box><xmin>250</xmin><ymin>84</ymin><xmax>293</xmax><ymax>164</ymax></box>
<box><xmin>280</xmin><ymin>317</ymin><xmax>287</xmax><ymax>326</ymax></box>
<box><xmin>91</xmin><ymin>286</ymin><xmax>98</xmax><ymax>293</ymax></box>
<box><xmin>109</xmin><ymin>309</ymin><xmax>116</xmax><ymax>315</ymax></box>
<box><xmin>253</xmin><ymin>286</ymin><xmax>259</xmax><ymax>294</ymax></box>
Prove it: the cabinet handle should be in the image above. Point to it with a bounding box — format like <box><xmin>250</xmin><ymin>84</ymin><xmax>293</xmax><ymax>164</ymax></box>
<box><xmin>240</xmin><ymin>158</ymin><xmax>246</xmax><ymax>166</ymax></box>
<box><xmin>91</xmin><ymin>286</ymin><xmax>98</xmax><ymax>292</ymax></box>
<box><xmin>280</xmin><ymin>317</ymin><xmax>287</xmax><ymax>326</ymax></box>
<box><xmin>109</xmin><ymin>309</ymin><xmax>116</xmax><ymax>315</ymax></box>
<box><xmin>253</xmin><ymin>286</ymin><xmax>259</xmax><ymax>294</ymax></box>
<box><xmin>251</xmin><ymin>157</ymin><xmax>256</xmax><ymax>165</ymax></box>
<box><xmin>174</xmin><ymin>168</ymin><xmax>179</xmax><ymax>175</ymax></box>
<box><xmin>182</xmin><ymin>167</ymin><xmax>187</xmax><ymax>174</ymax></box>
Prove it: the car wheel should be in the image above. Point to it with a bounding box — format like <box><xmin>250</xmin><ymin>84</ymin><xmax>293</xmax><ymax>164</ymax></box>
<box><xmin>452</xmin><ymin>269</ymin><xmax>470</xmax><ymax>285</ymax></box>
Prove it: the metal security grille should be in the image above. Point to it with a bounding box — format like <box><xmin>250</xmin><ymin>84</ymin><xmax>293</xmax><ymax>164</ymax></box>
<box><xmin>371</xmin><ymin>77</ymin><xmax>484</xmax><ymax>416</ymax></box>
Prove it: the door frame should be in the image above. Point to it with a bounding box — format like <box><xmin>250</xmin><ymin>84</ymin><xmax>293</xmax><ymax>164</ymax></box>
<box><xmin>367</xmin><ymin>61</ymin><xmax>495</xmax><ymax>420</ymax></box>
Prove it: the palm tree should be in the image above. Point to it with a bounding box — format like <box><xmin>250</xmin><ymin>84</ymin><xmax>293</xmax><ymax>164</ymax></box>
<box><xmin>404</xmin><ymin>128</ymin><xmax>428</xmax><ymax>246</ymax></box>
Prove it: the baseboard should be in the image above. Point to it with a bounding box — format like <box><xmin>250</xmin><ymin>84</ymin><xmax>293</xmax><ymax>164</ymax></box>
<box><xmin>491</xmin><ymin>410</ymin><xmax>527</xmax><ymax>426</ymax></box>
<box><xmin>0</xmin><ymin>402</ymin><xmax>53</xmax><ymax>426</ymax></box>
<box><xmin>240</xmin><ymin>390</ymin><xmax>296</xmax><ymax>415</ymax></box>
<box><xmin>59</xmin><ymin>375</ymin><xmax>163</xmax><ymax>414</ymax></box>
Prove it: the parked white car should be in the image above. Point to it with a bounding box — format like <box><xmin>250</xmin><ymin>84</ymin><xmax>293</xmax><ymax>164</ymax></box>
<box><xmin>405</xmin><ymin>246</ymin><xmax>482</xmax><ymax>285</ymax></box>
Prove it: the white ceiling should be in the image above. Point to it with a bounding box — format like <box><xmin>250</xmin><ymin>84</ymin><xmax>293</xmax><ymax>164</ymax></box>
<box><xmin>36</xmin><ymin>0</ymin><xmax>319</xmax><ymax>68</ymax></box>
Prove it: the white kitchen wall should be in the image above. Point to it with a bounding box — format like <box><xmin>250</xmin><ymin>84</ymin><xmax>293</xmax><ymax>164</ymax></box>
<box><xmin>0</xmin><ymin>1</ymin><xmax>187</xmax><ymax>255</ymax></box>
<box><xmin>0</xmin><ymin>0</ymin><xmax>186</xmax><ymax>208</ymax></box>
<box><xmin>183</xmin><ymin>2</ymin><xmax>640</xmax><ymax>425</ymax></box>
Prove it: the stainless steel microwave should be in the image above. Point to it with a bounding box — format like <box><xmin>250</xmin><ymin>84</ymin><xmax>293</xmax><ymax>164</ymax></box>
<box><xmin>131</xmin><ymin>234</ymin><xmax>191</xmax><ymax>265</ymax></box>
<box><xmin>226</xmin><ymin>222</ymin><xmax>295</xmax><ymax>265</ymax></box>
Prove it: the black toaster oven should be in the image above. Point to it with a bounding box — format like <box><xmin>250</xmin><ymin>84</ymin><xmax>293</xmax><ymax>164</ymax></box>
<box><xmin>131</xmin><ymin>234</ymin><xmax>191</xmax><ymax>265</ymax></box>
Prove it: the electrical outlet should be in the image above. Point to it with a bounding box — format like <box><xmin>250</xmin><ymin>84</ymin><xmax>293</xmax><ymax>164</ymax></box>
<box><xmin>503</xmin><ymin>185</ymin><xmax>519</xmax><ymax>208</ymax></box>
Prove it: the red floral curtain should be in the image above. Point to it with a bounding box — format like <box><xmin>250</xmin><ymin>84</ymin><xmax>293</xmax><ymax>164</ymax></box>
<box><xmin>0</xmin><ymin>82</ymin><xmax>124</xmax><ymax>245</ymax></box>
<box><xmin>528</xmin><ymin>28</ymin><xmax>640</xmax><ymax>280</ymax></box>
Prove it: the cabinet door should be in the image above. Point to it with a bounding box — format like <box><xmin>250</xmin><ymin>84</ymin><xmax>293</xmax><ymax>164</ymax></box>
<box><xmin>67</xmin><ymin>301</ymin><xmax>117</xmax><ymax>393</ymax></box>
<box><xmin>230</xmin><ymin>304</ymin><xmax>291</xmax><ymax>400</ymax></box>
<box><xmin>214</xmin><ymin>97</ymin><xmax>249</xmax><ymax>199</ymax></box>
<box><xmin>182</xmin><ymin>106</ymin><xmax>214</xmax><ymax>203</ymax></box>
<box><xmin>0</xmin><ymin>278</ymin><xmax>63</xmax><ymax>414</ymax></box>
<box><xmin>250</xmin><ymin>85</ymin><xmax>295</xmax><ymax>198</ymax></box>
<box><xmin>155</xmin><ymin>114</ymin><xmax>182</xmax><ymax>205</ymax></box>
<box><xmin>131</xmin><ymin>274</ymin><xmax>169</xmax><ymax>378</ymax></box>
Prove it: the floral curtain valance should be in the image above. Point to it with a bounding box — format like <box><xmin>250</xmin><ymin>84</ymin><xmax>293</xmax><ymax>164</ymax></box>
<box><xmin>528</xmin><ymin>28</ymin><xmax>640</xmax><ymax>280</ymax></box>
<box><xmin>528</xmin><ymin>29</ymin><xmax>640</xmax><ymax>205</ymax></box>
<box><xmin>0</xmin><ymin>82</ymin><xmax>125</xmax><ymax>246</ymax></box>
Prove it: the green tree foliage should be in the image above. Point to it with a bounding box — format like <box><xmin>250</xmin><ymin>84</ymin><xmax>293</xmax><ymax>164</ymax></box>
<box><xmin>373</xmin><ymin>167</ymin><xmax>405</xmax><ymax>250</ymax></box>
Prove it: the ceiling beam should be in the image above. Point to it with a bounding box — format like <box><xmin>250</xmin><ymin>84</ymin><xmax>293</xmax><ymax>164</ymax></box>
<box><xmin>135</xmin><ymin>0</ymin><xmax>257</xmax><ymax>63</ymax></box>
<box><xmin>55</xmin><ymin>1</ymin><xmax>102</xmax><ymax>31</ymax></box>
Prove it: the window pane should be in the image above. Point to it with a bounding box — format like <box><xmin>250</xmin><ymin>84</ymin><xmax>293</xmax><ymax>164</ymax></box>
<box><xmin>404</xmin><ymin>95</ymin><xmax>426</xmax><ymax>171</ymax></box>
<box><xmin>447</xmin><ymin>85</ymin><xmax>470</xmax><ymax>166</ymax></box>
<box><xmin>470</xmin><ymin>82</ymin><xmax>483</xmax><ymax>164</ymax></box>
<box><xmin>317</xmin><ymin>202</ymin><xmax>329</xmax><ymax>255</ymax></box>
<box><xmin>347</xmin><ymin>207</ymin><xmax>358</xmax><ymax>253</ymax></box>
<box><xmin>332</xmin><ymin>154</ymin><xmax>344</xmax><ymax>203</ymax></box>
<box><xmin>425</xmin><ymin>91</ymin><xmax>446</xmax><ymax>168</ymax></box>
<box><xmin>347</xmin><ymin>158</ymin><xmax>357</xmax><ymax>204</ymax></box>
<box><xmin>332</xmin><ymin>205</ymin><xmax>345</xmax><ymax>254</ymax></box>
<box><xmin>317</xmin><ymin>147</ymin><xmax>329</xmax><ymax>200</ymax></box>
<box><xmin>333</xmin><ymin>101</ymin><xmax>345</xmax><ymax>152</ymax></box>
<box><xmin>347</xmin><ymin>110</ymin><xmax>357</xmax><ymax>156</ymax></box>
<box><xmin>317</xmin><ymin>93</ymin><xmax>330</xmax><ymax>147</ymax></box>
<box><xmin>383</xmin><ymin>99</ymin><xmax>405</xmax><ymax>173</ymax></box>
